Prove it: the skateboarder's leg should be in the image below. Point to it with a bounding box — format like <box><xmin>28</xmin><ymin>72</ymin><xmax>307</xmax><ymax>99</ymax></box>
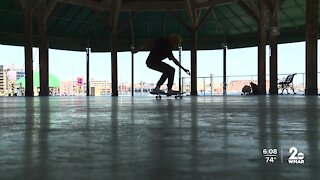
<box><xmin>158</xmin><ymin>67</ymin><xmax>174</xmax><ymax>89</ymax></box>
<box><xmin>153</xmin><ymin>63</ymin><xmax>177</xmax><ymax>96</ymax></box>
<box><xmin>166</xmin><ymin>66</ymin><xmax>175</xmax><ymax>90</ymax></box>
<box><xmin>147</xmin><ymin>62</ymin><xmax>175</xmax><ymax>89</ymax></box>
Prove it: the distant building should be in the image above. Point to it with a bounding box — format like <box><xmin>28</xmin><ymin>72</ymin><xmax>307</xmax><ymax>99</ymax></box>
<box><xmin>0</xmin><ymin>64</ymin><xmax>25</xmax><ymax>96</ymax></box>
<box><xmin>60</xmin><ymin>81</ymin><xmax>75</xmax><ymax>96</ymax></box>
<box><xmin>16</xmin><ymin>69</ymin><xmax>25</xmax><ymax>80</ymax></box>
<box><xmin>6</xmin><ymin>64</ymin><xmax>24</xmax><ymax>80</ymax></box>
<box><xmin>60</xmin><ymin>80</ymin><xmax>112</xmax><ymax>96</ymax></box>
<box><xmin>0</xmin><ymin>65</ymin><xmax>7</xmax><ymax>95</ymax></box>
<box><xmin>90</xmin><ymin>80</ymin><xmax>111</xmax><ymax>96</ymax></box>
<box><xmin>59</xmin><ymin>79</ymin><xmax>167</xmax><ymax>96</ymax></box>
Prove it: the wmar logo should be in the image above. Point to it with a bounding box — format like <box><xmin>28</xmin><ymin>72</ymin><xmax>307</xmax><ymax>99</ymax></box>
<box><xmin>288</xmin><ymin>147</ymin><xmax>305</xmax><ymax>164</ymax></box>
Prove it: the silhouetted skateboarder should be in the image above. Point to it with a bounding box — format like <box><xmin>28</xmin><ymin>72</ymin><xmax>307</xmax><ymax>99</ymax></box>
<box><xmin>132</xmin><ymin>34</ymin><xmax>190</xmax><ymax>96</ymax></box>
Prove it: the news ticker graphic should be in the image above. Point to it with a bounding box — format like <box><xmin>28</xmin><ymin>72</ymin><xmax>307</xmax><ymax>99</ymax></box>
<box><xmin>262</xmin><ymin>147</ymin><xmax>305</xmax><ymax>164</ymax></box>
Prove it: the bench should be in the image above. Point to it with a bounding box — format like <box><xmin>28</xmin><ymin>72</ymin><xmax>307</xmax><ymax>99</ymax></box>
<box><xmin>278</xmin><ymin>73</ymin><xmax>297</xmax><ymax>94</ymax></box>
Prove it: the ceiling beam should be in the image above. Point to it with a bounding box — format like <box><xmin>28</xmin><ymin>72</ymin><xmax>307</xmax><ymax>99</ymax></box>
<box><xmin>266</xmin><ymin>0</ymin><xmax>286</xmax><ymax>10</ymax></box>
<box><xmin>111</xmin><ymin>0</ymin><xmax>122</xmax><ymax>32</ymax></box>
<box><xmin>196</xmin><ymin>0</ymin><xmax>238</xmax><ymax>9</ymax></box>
<box><xmin>167</xmin><ymin>10</ymin><xmax>191</xmax><ymax>31</ymax></box>
<box><xmin>279</xmin><ymin>0</ymin><xmax>286</xmax><ymax>7</ymax></box>
<box><xmin>59</xmin><ymin>0</ymin><xmax>109</xmax><ymax>10</ymax></box>
<box><xmin>59</xmin><ymin>0</ymin><xmax>185</xmax><ymax>11</ymax></box>
<box><xmin>59</xmin><ymin>0</ymin><xmax>239</xmax><ymax>11</ymax></box>
<box><xmin>44</xmin><ymin>0</ymin><xmax>58</xmax><ymax>20</ymax></box>
<box><xmin>95</xmin><ymin>10</ymin><xmax>111</xmax><ymax>32</ymax></box>
<box><xmin>121</xmin><ymin>1</ymin><xmax>187</xmax><ymax>11</ymax></box>
<box><xmin>261</xmin><ymin>0</ymin><xmax>271</xmax><ymax>10</ymax></box>
<box><xmin>196</xmin><ymin>4</ymin><xmax>214</xmax><ymax>31</ymax></box>
<box><xmin>19</xmin><ymin>0</ymin><xmax>26</xmax><ymax>10</ymax></box>
<box><xmin>185</xmin><ymin>0</ymin><xmax>197</xmax><ymax>27</ymax></box>
<box><xmin>239</xmin><ymin>0</ymin><xmax>259</xmax><ymax>21</ymax></box>
<box><xmin>20</xmin><ymin>0</ymin><xmax>40</xmax><ymax>12</ymax></box>
<box><xmin>119</xmin><ymin>10</ymin><xmax>140</xmax><ymax>33</ymax></box>
<box><xmin>31</xmin><ymin>0</ymin><xmax>42</xmax><ymax>13</ymax></box>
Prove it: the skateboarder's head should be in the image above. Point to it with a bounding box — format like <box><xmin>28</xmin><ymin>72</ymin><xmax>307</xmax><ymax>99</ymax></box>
<box><xmin>169</xmin><ymin>34</ymin><xmax>181</xmax><ymax>48</ymax></box>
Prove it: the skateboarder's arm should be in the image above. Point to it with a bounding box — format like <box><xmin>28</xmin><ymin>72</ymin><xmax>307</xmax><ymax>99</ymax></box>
<box><xmin>171</xmin><ymin>57</ymin><xmax>184</xmax><ymax>69</ymax></box>
<box><xmin>169</xmin><ymin>55</ymin><xmax>190</xmax><ymax>75</ymax></box>
<box><xmin>132</xmin><ymin>40</ymin><xmax>153</xmax><ymax>53</ymax></box>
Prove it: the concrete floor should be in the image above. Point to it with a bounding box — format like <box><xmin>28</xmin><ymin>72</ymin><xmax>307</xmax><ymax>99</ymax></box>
<box><xmin>0</xmin><ymin>95</ymin><xmax>319</xmax><ymax>180</ymax></box>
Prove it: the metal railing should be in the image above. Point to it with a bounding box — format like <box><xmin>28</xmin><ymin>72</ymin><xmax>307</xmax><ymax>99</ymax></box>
<box><xmin>181</xmin><ymin>72</ymin><xmax>320</xmax><ymax>96</ymax></box>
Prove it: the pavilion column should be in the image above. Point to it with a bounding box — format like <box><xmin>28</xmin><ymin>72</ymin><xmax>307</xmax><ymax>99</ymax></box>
<box><xmin>110</xmin><ymin>0</ymin><xmax>122</xmax><ymax>96</ymax></box>
<box><xmin>186</xmin><ymin>0</ymin><xmax>198</xmax><ymax>96</ymax></box>
<box><xmin>111</xmin><ymin>32</ymin><xmax>118</xmax><ymax>96</ymax></box>
<box><xmin>223</xmin><ymin>45</ymin><xmax>227</xmax><ymax>95</ymax></box>
<box><xmin>305</xmin><ymin>0</ymin><xmax>318</xmax><ymax>95</ymax></box>
<box><xmin>38</xmin><ymin>0</ymin><xmax>49</xmax><ymax>96</ymax></box>
<box><xmin>86</xmin><ymin>48</ymin><xmax>90</xmax><ymax>96</ymax></box>
<box><xmin>269</xmin><ymin>0</ymin><xmax>279</xmax><ymax>95</ymax></box>
<box><xmin>257</xmin><ymin>1</ymin><xmax>267</xmax><ymax>95</ymax></box>
<box><xmin>131</xmin><ymin>47</ymin><xmax>134</xmax><ymax>97</ymax></box>
<box><xmin>23</xmin><ymin>0</ymin><xmax>34</xmax><ymax>96</ymax></box>
<box><xmin>190</xmin><ymin>28</ymin><xmax>198</xmax><ymax>96</ymax></box>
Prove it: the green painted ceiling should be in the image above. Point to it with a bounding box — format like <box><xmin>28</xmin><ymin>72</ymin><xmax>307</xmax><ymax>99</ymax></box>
<box><xmin>0</xmin><ymin>0</ymin><xmax>318</xmax><ymax>52</ymax></box>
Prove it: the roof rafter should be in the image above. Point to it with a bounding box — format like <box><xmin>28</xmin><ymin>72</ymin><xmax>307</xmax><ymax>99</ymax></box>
<box><xmin>226</xmin><ymin>4</ymin><xmax>254</xmax><ymax>33</ymax></box>
<box><xmin>20</xmin><ymin>0</ymin><xmax>49</xmax><ymax>13</ymax></box>
<box><xmin>196</xmin><ymin>0</ymin><xmax>238</xmax><ymax>9</ymax></box>
<box><xmin>110</xmin><ymin>0</ymin><xmax>122</xmax><ymax>32</ymax></box>
<box><xmin>167</xmin><ymin>10</ymin><xmax>191</xmax><ymax>31</ymax></box>
<box><xmin>265</xmin><ymin>0</ymin><xmax>286</xmax><ymax>11</ymax></box>
<box><xmin>215</xmin><ymin>7</ymin><xmax>243</xmax><ymax>34</ymax></box>
<box><xmin>119</xmin><ymin>10</ymin><xmax>140</xmax><ymax>33</ymax></box>
<box><xmin>58</xmin><ymin>0</ymin><xmax>238</xmax><ymax>11</ymax></box>
<box><xmin>239</xmin><ymin>0</ymin><xmax>259</xmax><ymax>21</ymax></box>
<box><xmin>196</xmin><ymin>4</ymin><xmax>215</xmax><ymax>31</ymax></box>
<box><xmin>280</xmin><ymin>8</ymin><xmax>299</xmax><ymax>29</ymax></box>
<box><xmin>44</xmin><ymin>0</ymin><xmax>59</xmax><ymax>20</ymax></box>
<box><xmin>59</xmin><ymin>0</ymin><xmax>108</xmax><ymax>10</ymax></box>
<box><xmin>122</xmin><ymin>1</ymin><xmax>187</xmax><ymax>11</ymax></box>
<box><xmin>185</xmin><ymin>0</ymin><xmax>197</xmax><ymax>26</ymax></box>
<box><xmin>58</xmin><ymin>6</ymin><xmax>84</xmax><ymax>36</ymax></box>
<box><xmin>69</xmin><ymin>9</ymin><xmax>94</xmax><ymax>38</ymax></box>
<box><xmin>95</xmin><ymin>10</ymin><xmax>111</xmax><ymax>32</ymax></box>
<box><xmin>279</xmin><ymin>0</ymin><xmax>286</xmax><ymax>7</ymax></box>
<box><xmin>31</xmin><ymin>0</ymin><xmax>42</xmax><ymax>13</ymax></box>
<box><xmin>47</xmin><ymin>3</ymin><xmax>68</xmax><ymax>35</ymax></box>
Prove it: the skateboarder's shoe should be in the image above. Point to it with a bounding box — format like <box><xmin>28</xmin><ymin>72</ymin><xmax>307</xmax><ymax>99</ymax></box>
<box><xmin>167</xmin><ymin>90</ymin><xmax>179</xmax><ymax>96</ymax></box>
<box><xmin>151</xmin><ymin>88</ymin><xmax>165</xmax><ymax>94</ymax></box>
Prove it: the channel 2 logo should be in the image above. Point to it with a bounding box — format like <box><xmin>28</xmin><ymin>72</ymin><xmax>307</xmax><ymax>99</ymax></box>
<box><xmin>288</xmin><ymin>147</ymin><xmax>304</xmax><ymax>164</ymax></box>
<box><xmin>262</xmin><ymin>146</ymin><xmax>305</xmax><ymax>164</ymax></box>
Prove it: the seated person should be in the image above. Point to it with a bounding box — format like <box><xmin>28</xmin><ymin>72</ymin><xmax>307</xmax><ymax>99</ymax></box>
<box><xmin>241</xmin><ymin>85</ymin><xmax>251</xmax><ymax>95</ymax></box>
<box><xmin>250</xmin><ymin>82</ymin><xmax>260</xmax><ymax>95</ymax></box>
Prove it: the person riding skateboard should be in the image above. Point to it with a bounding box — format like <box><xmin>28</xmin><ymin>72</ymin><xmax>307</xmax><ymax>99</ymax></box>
<box><xmin>132</xmin><ymin>34</ymin><xmax>190</xmax><ymax>96</ymax></box>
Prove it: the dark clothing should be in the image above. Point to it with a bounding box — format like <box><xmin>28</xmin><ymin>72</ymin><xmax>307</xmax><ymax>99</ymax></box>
<box><xmin>147</xmin><ymin>61</ymin><xmax>175</xmax><ymax>89</ymax></box>
<box><xmin>146</xmin><ymin>38</ymin><xmax>175</xmax><ymax>64</ymax></box>
<box><xmin>146</xmin><ymin>38</ymin><xmax>175</xmax><ymax>89</ymax></box>
<box><xmin>250</xmin><ymin>82</ymin><xmax>260</xmax><ymax>95</ymax></box>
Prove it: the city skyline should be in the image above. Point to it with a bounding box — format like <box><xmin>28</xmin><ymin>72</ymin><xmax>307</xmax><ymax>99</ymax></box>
<box><xmin>0</xmin><ymin>64</ymin><xmax>306</xmax><ymax>96</ymax></box>
<box><xmin>0</xmin><ymin>40</ymin><xmax>318</xmax><ymax>86</ymax></box>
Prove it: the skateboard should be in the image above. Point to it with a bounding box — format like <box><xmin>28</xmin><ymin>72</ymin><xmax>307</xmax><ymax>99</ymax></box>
<box><xmin>150</xmin><ymin>91</ymin><xmax>185</xmax><ymax>99</ymax></box>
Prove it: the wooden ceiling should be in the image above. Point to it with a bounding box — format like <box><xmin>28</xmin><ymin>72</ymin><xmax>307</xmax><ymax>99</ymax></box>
<box><xmin>0</xmin><ymin>0</ymin><xmax>317</xmax><ymax>52</ymax></box>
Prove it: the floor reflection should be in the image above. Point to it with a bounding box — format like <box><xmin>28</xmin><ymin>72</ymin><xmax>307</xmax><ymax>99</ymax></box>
<box><xmin>305</xmin><ymin>97</ymin><xmax>319</xmax><ymax>179</ymax></box>
<box><xmin>0</xmin><ymin>96</ymin><xmax>319</xmax><ymax>179</ymax></box>
<box><xmin>23</xmin><ymin>98</ymin><xmax>50</xmax><ymax>180</ymax></box>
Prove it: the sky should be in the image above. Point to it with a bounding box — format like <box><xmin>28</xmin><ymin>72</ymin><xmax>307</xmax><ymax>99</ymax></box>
<box><xmin>0</xmin><ymin>40</ymin><xmax>318</xmax><ymax>86</ymax></box>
